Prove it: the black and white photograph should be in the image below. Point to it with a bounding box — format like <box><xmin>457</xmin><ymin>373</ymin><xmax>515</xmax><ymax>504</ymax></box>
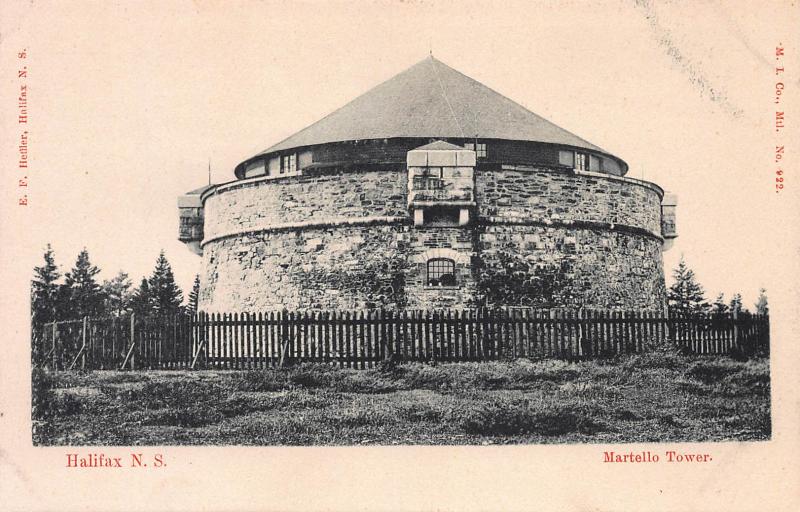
<box><xmin>2</xmin><ymin>1</ymin><xmax>798</xmax><ymax>511</ymax></box>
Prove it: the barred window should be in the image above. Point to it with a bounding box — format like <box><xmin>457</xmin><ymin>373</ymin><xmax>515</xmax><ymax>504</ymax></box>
<box><xmin>427</xmin><ymin>258</ymin><xmax>456</xmax><ymax>287</ymax></box>
<box><xmin>412</xmin><ymin>175</ymin><xmax>443</xmax><ymax>190</ymax></box>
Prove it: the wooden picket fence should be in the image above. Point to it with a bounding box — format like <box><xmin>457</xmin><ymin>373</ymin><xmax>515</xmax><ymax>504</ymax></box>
<box><xmin>32</xmin><ymin>309</ymin><xmax>769</xmax><ymax>371</ymax></box>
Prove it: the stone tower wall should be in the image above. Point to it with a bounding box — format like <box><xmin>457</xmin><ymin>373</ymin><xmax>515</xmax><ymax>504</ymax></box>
<box><xmin>203</xmin><ymin>169</ymin><xmax>407</xmax><ymax>243</ymax></box>
<box><xmin>200</xmin><ymin>224</ymin><xmax>409</xmax><ymax>312</ymax></box>
<box><xmin>477</xmin><ymin>167</ymin><xmax>662</xmax><ymax>235</ymax></box>
<box><xmin>476</xmin><ymin>225</ymin><xmax>665</xmax><ymax>310</ymax></box>
<box><xmin>199</xmin><ymin>166</ymin><xmax>666</xmax><ymax>312</ymax></box>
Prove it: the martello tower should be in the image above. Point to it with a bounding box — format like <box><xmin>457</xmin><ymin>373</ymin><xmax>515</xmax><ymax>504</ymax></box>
<box><xmin>178</xmin><ymin>57</ymin><xmax>677</xmax><ymax>312</ymax></box>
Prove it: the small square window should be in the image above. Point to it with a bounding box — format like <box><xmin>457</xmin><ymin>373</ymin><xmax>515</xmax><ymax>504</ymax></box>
<box><xmin>558</xmin><ymin>150</ymin><xmax>575</xmax><ymax>167</ymax></box>
<box><xmin>464</xmin><ymin>142</ymin><xmax>487</xmax><ymax>158</ymax></box>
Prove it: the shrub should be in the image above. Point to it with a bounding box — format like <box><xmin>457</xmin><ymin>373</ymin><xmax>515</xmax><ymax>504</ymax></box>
<box><xmin>219</xmin><ymin>393</ymin><xmax>277</xmax><ymax>417</ymax></box>
<box><xmin>133</xmin><ymin>380</ymin><xmax>224</xmax><ymax>408</ymax></box>
<box><xmin>728</xmin><ymin>346</ymin><xmax>749</xmax><ymax>362</ymax></box>
<box><xmin>31</xmin><ymin>369</ymin><xmax>55</xmax><ymax>420</ymax></box>
<box><xmin>675</xmin><ymin>378</ymin><xmax>710</xmax><ymax>396</ymax></box>
<box><xmin>658</xmin><ymin>413</ymin><xmax>681</xmax><ymax>427</ymax></box>
<box><xmin>398</xmin><ymin>403</ymin><xmax>443</xmax><ymax>423</ymax></box>
<box><xmin>141</xmin><ymin>407</ymin><xmax>223</xmax><ymax>428</ymax></box>
<box><xmin>49</xmin><ymin>391</ymin><xmax>83</xmax><ymax>417</ymax></box>
<box><xmin>335</xmin><ymin>372</ymin><xmax>399</xmax><ymax>393</ymax></box>
<box><xmin>32</xmin><ymin>370</ymin><xmax>85</xmax><ymax>419</ymax></box>
<box><xmin>719</xmin><ymin>403</ymin><xmax>771</xmax><ymax>437</ymax></box>
<box><xmin>332</xmin><ymin>408</ymin><xmax>393</xmax><ymax>428</ymax></box>
<box><xmin>233</xmin><ymin>371</ymin><xmax>290</xmax><ymax>392</ymax></box>
<box><xmin>622</xmin><ymin>346</ymin><xmax>683</xmax><ymax>371</ymax></box>
<box><xmin>394</xmin><ymin>364</ymin><xmax>450</xmax><ymax>390</ymax></box>
<box><xmin>99</xmin><ymin>372</ymin><xmax>148</xmax><ymax>384</ymax></box>
<box><xmin>715</xmin><ymin>363</ymin><xmax>770</xmax><ymax>397</ymax></box>
<box><xmin>613</xmin><ymin>408</ymin><xmax>641</xmax><ymax>421</ymax></box>
<box><xmin>289</xmin><ymin>367</ymin><xmax>334</xmax><ymax>388</ymax></box>
<box><xmin>685</xmin><ymin>361</ymin><xmax>739</xmax><ymax>384</ymax></box>
<box><xmin>460</xmin><ymin>398</ymin><xmax>605</xmax><ymax>436</ymax></box>
<box><xmin>504</xmin><ymin>360</ymin><xmax>579</xmax><ymax>385</ymax></box>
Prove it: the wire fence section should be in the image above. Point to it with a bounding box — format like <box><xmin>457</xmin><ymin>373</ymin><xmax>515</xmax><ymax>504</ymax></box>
<box><xmin>32</xmin><ymin>309</ymin><xmax>769</xmax><ymax>371</ymax></box>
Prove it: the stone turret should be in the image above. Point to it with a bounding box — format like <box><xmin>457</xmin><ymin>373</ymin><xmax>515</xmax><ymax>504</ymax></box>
<box><xmin>661</xmin><ymin>192</ymin><xmax>678</xmax><ymax>252</ymax></box>
<box><xmin>177</xmin><ymin>185</ymin><xmax>212</xmax><ymax>256</ymax></box>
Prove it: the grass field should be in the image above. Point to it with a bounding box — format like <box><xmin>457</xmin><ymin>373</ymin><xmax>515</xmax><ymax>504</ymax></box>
<box><xmin>32</xmin><ymin>347</ymin><xmax>771</xmax><ymax>445</ymax></box>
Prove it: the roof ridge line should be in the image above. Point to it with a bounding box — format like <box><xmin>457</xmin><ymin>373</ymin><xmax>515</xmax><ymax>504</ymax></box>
<box><xmin>429</xmin><ymin>57</ymin><xmax>465</xmax><ymax>138</ymax></box>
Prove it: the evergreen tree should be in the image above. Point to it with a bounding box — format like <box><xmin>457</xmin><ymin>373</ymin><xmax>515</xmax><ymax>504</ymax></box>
<box><xmin>711</xmin><ymin>293</ymin><xmax>729</xmax><ymax>317</ymax></box>
<box><xmin>754</xmin><ymin>288</ymin><xmax>768</xmax><ymax>315</ymax></box>
<box><xmin>102</xmin><ymin>271</ymin><xmax>133</xmax><ymax>317</ymax></box>
<box><xmin>55</xmin><ymin>282</ymin><xmax>74</xmax><ymax>321</ymax></box>
<box><xmin>667</xmin><ymin>255</ymin><xmax>708</xmax><ymax>316</ymax></box>
<box><xmin>130</xmin><ymin>278</ymin><xmax>153</xmax><ymax>316</ymax></box>
<box><xmin>148</xmin><ymin>251</ymin><xmax>184</xmax><ymax>315</ymax></box>
<box><xmin>63</xmin><ymin>248</ymin><xmax>104</xmax><ymax>318</ymax></box>
<box><xmin>729</xmin><ymin>293</ymin><xmax>746</xmax><ymax>315</ymax></box>
<box><xmin>31</xmin><ymin>244</ymin><xmax>61</xmax><ymax>325</ymax></box>
<box><xmin>186</xmin><ymin>275</ymin><xmax>200</xmax><ymax>315</ymax></box>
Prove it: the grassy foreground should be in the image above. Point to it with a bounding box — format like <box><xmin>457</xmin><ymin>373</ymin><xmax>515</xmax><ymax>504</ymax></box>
<box><xmin>32</xmin><ymin>348</ymin><xmax>771</xmax><ymax>445</ymax></box>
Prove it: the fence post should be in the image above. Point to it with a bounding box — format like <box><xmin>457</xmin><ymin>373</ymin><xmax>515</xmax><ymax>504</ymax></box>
<box><xmin>379</xmin><ymin>309</ymin><xmax>389</xmax><ymax>361</ymax></box>
<box><xmin>52</xmin><ymin>321</ymin><xmax>58</xmax><ymax>370</ymax></box>
<box><xmin>279</xmin><ymin>310</ymin><xmax>290</xmax><ymax>368</ymax></box>
<box><xmin>67</xmin><ymin>316</ymin><xmax>89</xmax><ymax>371</ymax></box>
<box><xmin>190</xmin><ymin>312</ymin><xmax>208</xmax><ymax>370</ymax></box>
<box><xmin>120</xmin><ymin>313</ymin><xmax>137</xmax><ymax>370</ymax></box>
<box><xmin>131</xmin><ymin>313</ymin><xmax>136</xmax><ymax>369</ymax></box>
<box><xmin>732</xmin><ymin>308</ymin><xmax>739</xmax><ymax>352</ymax></box>
<box><xmin>82</xmin><ymin>316</ymin><xmax>88</xmax><ymax>369</ymax></box>
<box><xmin>664</xmin><ymin>304</ymin><xmax>672</xmax><ymax>347</ymax></box>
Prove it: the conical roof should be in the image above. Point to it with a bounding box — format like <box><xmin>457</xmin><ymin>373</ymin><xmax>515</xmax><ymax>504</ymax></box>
<box><xmin>255</xmin><ymin>56</ymin><xmax>609</xmax><ymax>158</ymax></box>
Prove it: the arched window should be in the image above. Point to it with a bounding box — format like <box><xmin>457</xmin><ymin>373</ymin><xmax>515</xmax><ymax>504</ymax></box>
<box><xmin>427</xmin><ymin>258</ymin><xmax>456</xmax><ymax>287</ymax></box>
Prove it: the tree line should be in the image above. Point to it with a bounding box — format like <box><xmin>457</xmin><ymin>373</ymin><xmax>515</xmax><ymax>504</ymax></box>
<box><xmin>667</xmin><ymin>255</ymin><xmax>768</xmax><ymax>317</ymax></box>
<box><xmin>32</xmin><ymin>246</ymin><xmax>767</xmax><ymax>325</ymax></box>
<box><xmin>31</xmin><ymin>244</ymin><xmax>200</xmax><ymax>326</ymax></box>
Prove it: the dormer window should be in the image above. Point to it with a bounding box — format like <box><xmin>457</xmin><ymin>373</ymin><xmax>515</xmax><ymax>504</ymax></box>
<box><xmin>280</xmin><ymin>154</ymin><xmax>296</xmax><ymax>174</ymax></box>
<box><xmin>464</xmin><ymin>142</ymin><xmax>486</xmax><ymax>158</ymax></box>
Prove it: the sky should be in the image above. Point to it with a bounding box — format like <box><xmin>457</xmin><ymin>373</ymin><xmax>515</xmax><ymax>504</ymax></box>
<box><xmin>2</xmin><ymin>0</ymin><xmax>798</xmax><ymax>310</ymax></box>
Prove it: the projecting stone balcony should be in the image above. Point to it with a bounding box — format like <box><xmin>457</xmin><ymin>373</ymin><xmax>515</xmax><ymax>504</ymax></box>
<box><xmin>407</xmin><ymin>169</ymin><xmax>476</xmax><ymax>207</ymax></box>
<box><xmin>406</xmin><ymin>141</ymin><xmax>477</xmax><ymax>226</ymax></box>
<box><xmin>408</xmin><ymin>182</ymin><xmax>474</xmax><ymax>206</ymax></box>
